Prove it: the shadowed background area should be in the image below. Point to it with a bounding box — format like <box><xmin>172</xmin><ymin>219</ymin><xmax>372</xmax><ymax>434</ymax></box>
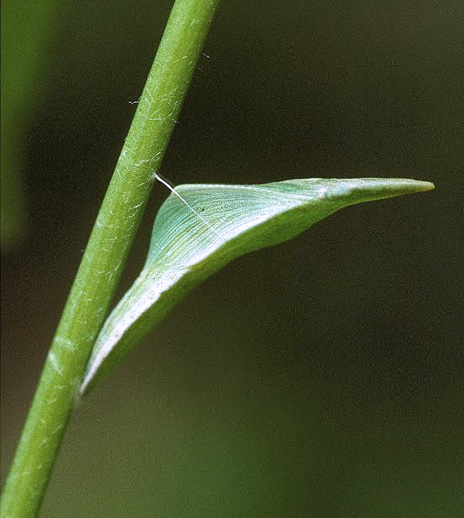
<box><xmin>1</xmin><ymin>1</ymin><xmax>463</xmax><ymax>516</ymax></box>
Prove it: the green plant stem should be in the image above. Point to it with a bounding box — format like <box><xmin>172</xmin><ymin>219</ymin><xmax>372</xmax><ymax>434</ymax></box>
<box><xmin>1</xmin><ymin>1</ymin><xmax>220</xmax><ymax>516</ymax></box>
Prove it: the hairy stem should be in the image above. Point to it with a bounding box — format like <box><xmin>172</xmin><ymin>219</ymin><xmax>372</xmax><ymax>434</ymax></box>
<box><xmin>1</xmin><ymin>1</ymin><xmax>220</xmax><ymax>516</ymax></box>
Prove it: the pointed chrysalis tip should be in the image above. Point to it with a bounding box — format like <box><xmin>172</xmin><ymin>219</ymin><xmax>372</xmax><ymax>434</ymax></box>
<box><xmin>395</xmin><ymin>179</ymin><xmax>434</xmax><ymax>192</ymax></box>
<box><xmin>338</xmin><ymin>178</ymin><xmax>435</xmax><ymax>205</ymax></box>
<box><xmin>390</xmin><ymin>179</ymin><xmax>435</xmax><ymax>195</ymax></box>
<box><xmin>417</xmin><ymin>180</ymin><xmax>435</xmax><ymax>192</ymax></box>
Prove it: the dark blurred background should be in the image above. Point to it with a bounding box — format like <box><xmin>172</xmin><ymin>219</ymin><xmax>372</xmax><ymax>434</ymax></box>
<box><xmin>1</xmin><ymin>1</ymin><xmax>463</xmax><ymax>516</ymax></box>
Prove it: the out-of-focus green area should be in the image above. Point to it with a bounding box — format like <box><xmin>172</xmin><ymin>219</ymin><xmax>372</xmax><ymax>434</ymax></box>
<box><xmin>1</xmin><ymin>0</ymin><xmax>66</xmax><ymax>248</ymax></box>
<box><xmin>1</xmin><ymin>1</ymin><xmax>463</xmax><ymax>516</ymax></box>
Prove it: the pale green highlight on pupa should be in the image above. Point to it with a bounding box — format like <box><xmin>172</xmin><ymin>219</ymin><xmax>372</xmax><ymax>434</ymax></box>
<box><xmin>80</xmin><ymin>177</ymin><xmax>434</xmax><ymax>395</ymax></box>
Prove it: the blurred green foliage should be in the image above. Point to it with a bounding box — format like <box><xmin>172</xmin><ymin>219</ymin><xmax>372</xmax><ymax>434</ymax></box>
<box><xmin>1</xmin><ymin>0</ymin><xmax>66</xmax><ymax>248</ymax></box>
